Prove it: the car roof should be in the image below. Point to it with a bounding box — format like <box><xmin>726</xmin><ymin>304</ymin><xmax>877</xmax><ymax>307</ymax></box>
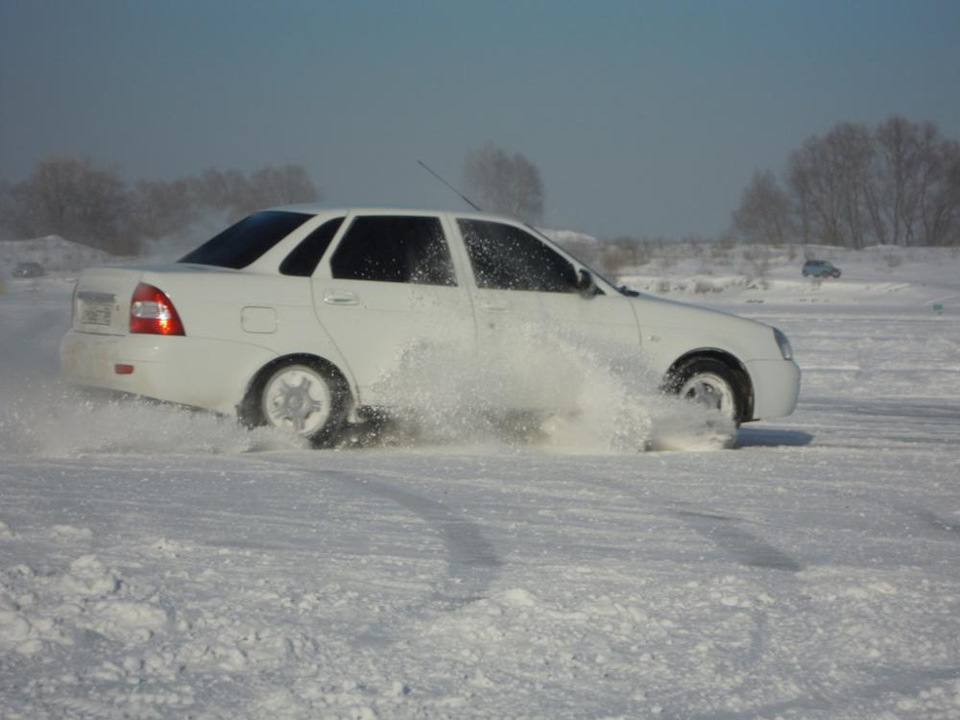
<box><xmin>265</xmin><ymin>202</ymin><xmax>519</xmax><ymax>224</ymax></box>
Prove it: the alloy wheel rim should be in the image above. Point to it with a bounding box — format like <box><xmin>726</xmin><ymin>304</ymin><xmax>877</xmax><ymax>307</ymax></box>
<box><xmin>264</xmin><ymin>368</ymin><xmax>331</xmax><ymax>434</ymax></box>
<box><xmin>680</xmin><ymin>373</ymin><xmax>735</xmax><ymax>418</ymax></box>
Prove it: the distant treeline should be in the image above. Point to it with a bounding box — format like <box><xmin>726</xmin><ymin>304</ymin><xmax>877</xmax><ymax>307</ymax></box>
<box><xmin>0</xmin><ymin>156</ymin><xmax>319</xmax><ymax>255</ymax></box>
<box><xmin>2</xmin><ymin>116</ymin><xmax>957</xmax><ymax>256</ymax></box>
<box><xmin>731</xmin><ymin>116</ymin><xmax>960</xmax><ymax>248</ymax></box>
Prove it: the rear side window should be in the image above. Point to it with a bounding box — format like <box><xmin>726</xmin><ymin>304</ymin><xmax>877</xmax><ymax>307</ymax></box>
<box><xmin>179</xmin><ymin>211</ymin><xmax>312</xmax><ymax>269</ymax></box>
<box><xmin>458</xmin><ymin>219</ymin><xmax>578</xmax><ymax>292</ymax></box>
<box><xmin>280</xmin><ymin>217</ymin><xmax>345</xmax><ymax>276</ymax></box>
<box><xmin>330</xmin><ymin>216</ymin><xmax>456</xmax><ymax>286</ymax></box>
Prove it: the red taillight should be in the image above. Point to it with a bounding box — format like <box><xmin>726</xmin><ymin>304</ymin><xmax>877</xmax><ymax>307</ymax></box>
<box><xmin>130</xmin><ymin>283</ymin><xmax>185</xmax><ymax>336</ymax></box>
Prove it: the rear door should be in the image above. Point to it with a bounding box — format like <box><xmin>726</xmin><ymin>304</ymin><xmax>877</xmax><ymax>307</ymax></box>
<box><xmin>310</xmin><ymin>212</ymin><xmax>476</xmax><ymax>406</ymax></box>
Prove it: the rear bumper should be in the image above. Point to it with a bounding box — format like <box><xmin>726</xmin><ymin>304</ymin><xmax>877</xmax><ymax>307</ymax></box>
<box><xmin>744</xmin><ymin>358</ymin><xmax>801</xmax><ymax>421</ymax></box>
<box><xmin>60</xmin><ymin>331</ymin><xmax>275</xmax><ymax>416</ymax></box>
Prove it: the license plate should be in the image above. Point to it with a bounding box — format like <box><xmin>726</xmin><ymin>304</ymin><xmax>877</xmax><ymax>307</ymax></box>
<box><xmin>81</xmin><ymin>302</ymin><xmax>113</xmax><ymax>326</ymax></box>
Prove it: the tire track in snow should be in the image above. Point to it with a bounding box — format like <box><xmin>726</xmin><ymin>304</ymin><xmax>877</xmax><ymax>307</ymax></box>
<box><xmin>250</xmin><ymin>457</ymin><xmax>504</xmax><ymax>646</ymax></box>
<box><xmin>682</xmin><ymin>666</ymin><xmax>960</xmax><ymax>720</ymax></box>
<box><xmin>592</xmin><ymin>476</ymin><xmax>804</xmax><ymax>716</ymax></box>
<box><xmin>324</xmin><ymin>470</ymin><xmax>503</xmax><ymax>610</ymax></box>
<box><xmin>595</xmin><ymin>477</ymin><xmax>805</xmax><ymax>574</ymax></box>
<box><xmin>904</xmin><ymin>507</ymin><xmax>960</xmax><ymax>538</ymax></box>
<box><xmin>593</xmin><ymin>475</ymin><xmax>960</xmax><ymax>719</ymax></box>
<box><xmin>670</xmin><ymin>509</ymin><xmax>804</xmax><ymax>572</ymax></box>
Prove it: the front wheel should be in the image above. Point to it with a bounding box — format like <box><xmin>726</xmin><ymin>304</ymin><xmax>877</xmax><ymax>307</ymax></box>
<box><xmin>668</xmin><ymin>358</ymin><xmax>744</xmax><ymax>425</ymax></box>
<box><xmin>247</xmin><ymin>361</ymin><xmax>347</xmax><ymax>446</ymax></box>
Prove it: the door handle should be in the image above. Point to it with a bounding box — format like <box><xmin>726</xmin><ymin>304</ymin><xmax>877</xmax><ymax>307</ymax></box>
<box><xmin>479</xmin><ymin>302</ymin><xmax>509</xmax><ymax>314</ymax></box>
<box><xmin>323</xmin><ymin>290</ymin><xmax>360</xmax><ymax>306</ymax></box>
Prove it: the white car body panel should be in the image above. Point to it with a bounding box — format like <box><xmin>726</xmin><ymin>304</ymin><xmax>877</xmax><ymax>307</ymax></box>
<box><xmin>312</xmin><ymin>278</ymin><xmax>475</xmax><ymax>406</ymax></box>
<box><xmin>631</xmin><ymin>294</ymin><xmax>783</xmax><ymax>369</ymax></box>
<box><xmin>745</xmin><ymin>358</ymin><xmax>802</xmax><ymax>419</ymax></box>
<box><xmin>60</xmin><ymin>205</ymin><xmax>801</xmax><ymax>429</ymax></box>
<box><xmin>60</xmin><ymin>331</ymin><xmax>275</xmax><ymax>415</ymax></box>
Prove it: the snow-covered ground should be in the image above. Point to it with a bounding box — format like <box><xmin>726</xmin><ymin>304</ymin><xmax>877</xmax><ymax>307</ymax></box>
<box><xmin>1</xmin><ymin>247</ymin><xmax>959</xmax><ymax>719</ymax></box>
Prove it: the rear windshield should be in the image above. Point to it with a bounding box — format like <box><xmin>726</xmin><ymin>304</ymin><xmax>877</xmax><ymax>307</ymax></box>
<box><xmin>179</xmin><ymin>211</ymin><xmax>312</xmax><ymax>269</ymax></box>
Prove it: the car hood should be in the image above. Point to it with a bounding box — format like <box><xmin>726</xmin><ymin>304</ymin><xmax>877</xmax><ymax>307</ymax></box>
<box><xmin>628</xmin><ymin>292</ymin><xmax>783</xmax><ymax>362</ymax></box>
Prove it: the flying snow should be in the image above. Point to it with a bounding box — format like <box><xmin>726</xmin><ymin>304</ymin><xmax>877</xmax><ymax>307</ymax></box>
<box><xmin>368</xmin><ymin>322</ymin><xmax>735</xmax><ymax>452</ymax></box>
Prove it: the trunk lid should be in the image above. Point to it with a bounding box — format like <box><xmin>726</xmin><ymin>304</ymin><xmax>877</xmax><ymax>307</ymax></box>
<box><xmin>71</xmin><ymin>263</ymin><xmax>238</xmax><ymax>336</ymax></box>
<box><xmin>72</xmin><ymin>267</ymin><xmax>144</xmax><ymax>336</ymax></box>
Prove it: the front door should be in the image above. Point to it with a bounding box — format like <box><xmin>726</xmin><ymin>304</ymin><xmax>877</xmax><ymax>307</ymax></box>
<box><xmin>454</xmin><ymin>217</ymin><xmax>640</xmax><ymax>409</ymax></box>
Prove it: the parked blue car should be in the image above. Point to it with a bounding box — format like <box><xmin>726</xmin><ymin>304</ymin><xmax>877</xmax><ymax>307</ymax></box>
<box><xmin>802</xmin><ymin>260</ymin><xmax>841</xmax><ymax>278</ymax></box>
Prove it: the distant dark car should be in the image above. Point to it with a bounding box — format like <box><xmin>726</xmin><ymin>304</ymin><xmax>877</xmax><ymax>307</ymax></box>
<box><xmin>13</xmin><ymin>262</ymin><xmax>46</xmax><ymax>278</ymax></box>
<box><xmin>802</xmin><ymin>260</ymin><xmax>841</xmax><ymax>278</ymax></box>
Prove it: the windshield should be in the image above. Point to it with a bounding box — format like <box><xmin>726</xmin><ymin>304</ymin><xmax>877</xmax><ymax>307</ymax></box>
<box><xmin>179</xmin><ymin>211</ymin><xmax>312</xmax><ymax>269</ymax></box>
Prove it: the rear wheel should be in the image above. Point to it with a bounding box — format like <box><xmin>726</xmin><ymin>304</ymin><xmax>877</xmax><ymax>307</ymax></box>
<box><xmin>248</xmin><ymin>361</ymin><xmax>347</xmax><ymax>446</ymax></box>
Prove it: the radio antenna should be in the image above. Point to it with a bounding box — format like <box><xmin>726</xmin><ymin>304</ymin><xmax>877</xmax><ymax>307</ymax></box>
<box><xmin>417</xmin><ymin>160</ymin><xmax>483</xmax><ymax>212</ymax></box>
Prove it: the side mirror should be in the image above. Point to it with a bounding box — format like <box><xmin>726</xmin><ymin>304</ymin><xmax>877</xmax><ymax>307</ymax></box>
<box><xmin>577</xmin><ymin>269</ymin><xmax>599</xmax><ymax>298</ymax></box>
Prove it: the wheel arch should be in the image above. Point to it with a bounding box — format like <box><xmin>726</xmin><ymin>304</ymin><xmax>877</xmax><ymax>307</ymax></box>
<box><xmin>663</xmin><ymin>349</ymin><xmax>755</xmax><ymax>423</ymax></box>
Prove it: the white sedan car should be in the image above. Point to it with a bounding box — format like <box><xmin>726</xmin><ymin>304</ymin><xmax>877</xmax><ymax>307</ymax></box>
<box><xmin>61</xmin><ymin>206</ymin><xmax>800</xmax><ymax>445</ymax></box>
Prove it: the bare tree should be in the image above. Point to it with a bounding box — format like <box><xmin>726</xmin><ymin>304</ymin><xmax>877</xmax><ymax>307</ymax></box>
<box><xmin>189</xmin><ymin>168</ymin><xmax>253</xmax><ymax>219</ymax></box>
<box><xmin>1</xmin><ymin>158</ymin><xmax>323</xmax><ymax>255</ymax></box>
<box><xmin>731</xmin><ymin>170</ymin><xmax>793</xmax><ymax>244</ymax></box>
<box><xmin>918</xmin><ymin>137</ymin><xmax>960</xmax><ymax>246</ymax></box>
<box><xmin>248</xmin><ymin>164</ymin><xmax>319</xmax><ymax>210</ymax></box>
<box><xmin>129</xmin><ymin>179</ymin><xmax>197</xmax><ymax>240</ymax></box>
<box><xmin>870</xmin><ymin>116</ymin><xmax>924</xmax><ymax>245</ymax></box>
<box><xmin>834</xmin><ymin>123</ymin><xmax>874</xmax><ymax>249</ymax></box>
<box><xmin>188</xmin><ymin>164</ymin><xmax>320</xmax><ymax>220</ymax></box>
<box><xmin>462</xmin><ymin>142</ymin><xmax>544</xmax><ymax>223</ymax></box>
<box><xmin>0</xmin><ymin>155</ymin><xmax>135</xmax><ymax>254</ymax></box>
<box><xmin>788</xmin><ymin>137</ymin><xmax>842</xmax><ymax>246</ymax></box>
<box><xmin>739</xmin><ymin>116</ymin><xmax>960</xmax><ymax>248</ymax></box>
<box><xmin>787</xmin><ymin>123</ymin><xmax>874</xmax><ymax>248</ymax></box>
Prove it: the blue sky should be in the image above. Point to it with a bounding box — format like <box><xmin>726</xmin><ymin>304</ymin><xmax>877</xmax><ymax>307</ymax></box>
<box><xmin>1</xmin><ymin>0</ymin><xmax>958</xmax><ymax>238</ymax></box>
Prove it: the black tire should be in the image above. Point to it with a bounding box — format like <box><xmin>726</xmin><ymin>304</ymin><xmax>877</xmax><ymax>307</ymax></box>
<box><xmin>243</xmin><ymin>360</ymin><xmax>348</xmax><ymax>447</ymax></box>
<box><xmin>666</xmin><ymin>358</ymin><xmax>746</xmax><ymax>425</ymax></box>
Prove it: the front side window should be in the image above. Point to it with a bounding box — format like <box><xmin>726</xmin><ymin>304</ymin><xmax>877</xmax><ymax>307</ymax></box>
<box><xmin>458</xmin><ymin>219</ymin><xmax>578</xmax><ymax>292</ymax></box>
<box><xmin>330</xmin><ymin>216</ymin><xmax>455</xmax><ymax>286</ymax></box>
<box><xmin>179</xmin><ymin>211</ymin><xmax>312</xmax><ymax>269</ymax></box>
